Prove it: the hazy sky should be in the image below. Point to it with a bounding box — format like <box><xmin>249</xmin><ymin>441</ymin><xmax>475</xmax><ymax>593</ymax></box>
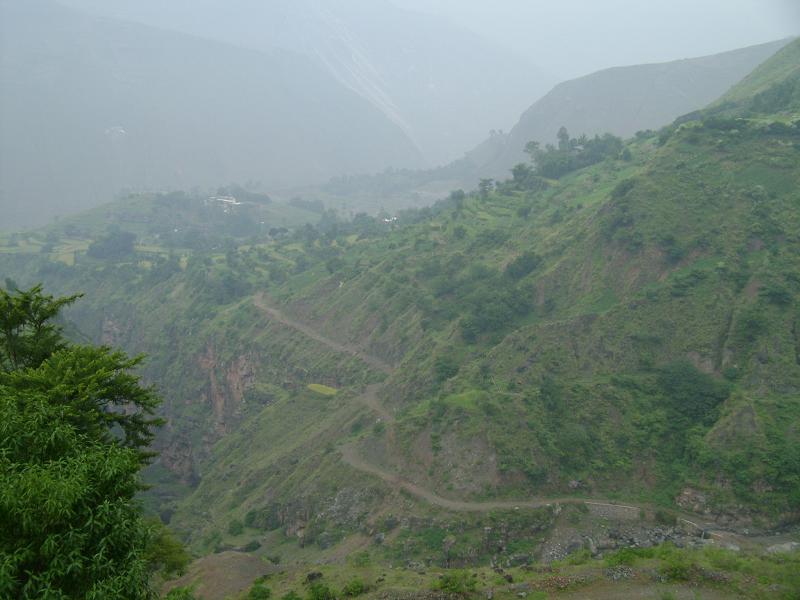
<box><xmin>394</xmin><ymin>0</ymin><xmax>800</xmax><ymax>78</ymax></box>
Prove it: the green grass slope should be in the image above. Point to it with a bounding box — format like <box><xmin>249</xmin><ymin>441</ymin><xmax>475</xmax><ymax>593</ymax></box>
<box><xmin>1</xmin><ymin>41</ymin><xmax>799</xmax><ymax>580</ymax></box>
<box><xmin>717</xmin><ymin>37</ymin><xmax>800</xmax><ymax>108</ymax></box>
<box><xmin>164</xmin><ymin>52</ymin><xmax>800</xmax><ymax>547</ymax></box>
<box><xmin>481</xmin><ymin>38</ymin><xmax>793</xmax><ymax>177</ymax></box>
<box><xmin>247</xmin><ymin>117</ymin><xmax>800</xmax><ymax>518</ymax></box>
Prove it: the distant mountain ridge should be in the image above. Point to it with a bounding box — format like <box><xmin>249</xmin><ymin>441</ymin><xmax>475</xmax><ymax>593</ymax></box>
<box><xmin>478</xmin><ymin>38</ymin><xmax>793</xmax><ymax>177</ymax></box>
<box><xmin>0</xmin><ymin>0</ymin><xmax>423</xmax><ymax>230</ymax></box>
<box><xmin>56</xmin><ymin>0</ymin><xmax>557</xmax><ymax>165</ymax></box>
<box><xmin>713</xmin><ymin>37</ymin><xmax>800</xmax><ymax>112</ymax></box>
<box><xmin>304</xmin><ymin>38</ymin><xmax>794</xmax><ymax>213</ymax></box>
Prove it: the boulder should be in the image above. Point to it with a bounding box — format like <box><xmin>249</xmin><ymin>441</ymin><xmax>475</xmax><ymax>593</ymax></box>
<box><xmin>766</xmin><ymin>542</ymin><xmax>800</xmax><ymax>554</ymax></box>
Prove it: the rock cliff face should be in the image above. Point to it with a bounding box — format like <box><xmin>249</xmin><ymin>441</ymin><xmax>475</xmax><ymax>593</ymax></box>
<box><xmin>197</xmin><ymin>345</ymin><xmax>257</xmax><ymax>436</ymax></box>
<box><xmin>95</xmin><ymin>313</ymin><xmax>261</xmax><ymax>481</ymax></box>
<box><xmin>100</xmin><ymin>316</ymin><xmax>127</xmax><ymax>347</ymax></box>
<box><xmin>160</xmin><ymin>435</ymin><xmax>197</xmax><ymax>486</ymax></box>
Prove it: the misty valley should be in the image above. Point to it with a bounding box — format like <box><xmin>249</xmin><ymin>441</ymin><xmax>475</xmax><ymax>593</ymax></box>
<box><xmin>1</xmin><ymin>2</ymin><xmax>799</xmax><ymax>599</ymax></box>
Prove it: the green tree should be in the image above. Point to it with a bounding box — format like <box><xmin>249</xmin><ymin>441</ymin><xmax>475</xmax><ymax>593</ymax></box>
<box><xmin>0</xmin><ymin>286</ymin><xmax>163</xmax><ymax>598</ymax></box>
<box><xmin>3</xmin><ymin>346</ymin><xmax>163</xmax><ymax>461</ymax></box>
<box><xmin>434</xmin><ymin>354</ymin><xmax>460</xmax><ymax>382</ymax></box>
<box><xmin>228</xmin><ymin>518</ymin><xmax>244</xmax><ymax>536</ymax></box>
<box><xmin>448</xmin><ymin>189</ymin><xmax>466</xmax><ymax>209</ymax></box>
<box><xmin>307</xmin><ymin>583</ymin><xmax>335</xmax><ymax>600</ymax></box>
<box><xmin>525</xmin><ymin>128</ymin><xmax>624</xmax><ymax>179</ymax></box>
<box><xmin>144</xmin><ymin>519</ymin><xmax>191</xmax><ymax>577</ymax></box>
<box><xmin>478</xmin><ymin>178</ymin><xmax>494</xmax><ymax>199</ymax></box>
<box><xmin>86</xmin><ymin>229</ymin><xmax>137</xmax><ymax>260</ymax></box>
<box><xmin>434</xmin><ymin>570</ymin><xmax>477</xmax><ymax>595</ymax></box>
<box><xmin>505</xmin><ymin>251</ymin><xmax>541</xmax><ymax>280</ymax></box>
<box><xmin>341</xmin><ymin>579</ymin><xmax>367</xmax><ymax>596</ymax></box>
<box><xmin>0</xmin><ymin>284</ymin><xmax>80</xmax><ymax>371</ymax></box>
<box><xmin>247</xmin><ymin>583</ymin><xmax>272</xmax><ymax>599</ymax></box>
<box><xmin>523</xmin><ymin>140</ymin><xmax>540</xmax><ymax>158</ymax></box>
<box><xmin>557</xmin><ymin>126</ymin><xmax>571</xmax><ymax>152</ymax></box>
<box><xmin>657</xmin><ymin>361</ymin><xmax>731</xmax><ymax>426</ymax></box>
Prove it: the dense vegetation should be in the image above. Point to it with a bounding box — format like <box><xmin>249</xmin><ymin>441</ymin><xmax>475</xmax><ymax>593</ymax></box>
<box><xmin>0</xmin><ymin>286</ymin><xmax>184</xmax><ymax>598</ymax></box>
<box><xmin>524</xmin><ymin>127</ymin><xmax>625</xmax><ymax>179</ymax></box>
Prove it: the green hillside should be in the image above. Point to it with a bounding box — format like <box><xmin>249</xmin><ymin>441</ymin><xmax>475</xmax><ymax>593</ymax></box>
<box><xmin>184</xmin><ymin>118</ymin><xmax>800</xmax><ymax>523</ymax></box>
<box><xmin>481</xmin><ymin>38</ymin><xmax>794</xmax><ymax>178</ymax></box>
<box><xmin>1</xmin><ymin>38</ymin><xmax>799</xmax><ymax>600</ymax></box>
<box><xmin>717</xmin><ymin>37</ymin><xmax>800</xmax><ymax>110</ymax></box>
<box><xmin>306</xmin><ymin>38</ymin><xmax>793</xmax><ymax>216</ymax></box>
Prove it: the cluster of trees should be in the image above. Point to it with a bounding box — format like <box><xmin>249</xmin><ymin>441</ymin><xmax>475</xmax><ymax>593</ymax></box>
<box><xmin>413</xmin><ymin>256</ymin><xmax>536</xmax><ymax>343</ymax></box>
<box><xmin>524</xmin><ymin>127</ymin><xmax>625</xmax><ymax>179</ymax></box>
<box><xmin>87</xmin><ymin>228</ymin><xmax>137</xmax><ymax>260</ymax></box>
<box><xmin>508</xmin><ymin>162</ymin><xmax>550</xmax><ymax>191</ymax></box>
<box><xmin>657</xmin><ymin>360</ymin><xmax>731</xmax><ymax>427</ymax></box>
<box><xmin>184</xmin><ymin>253</ymin><xmax>252</xmax><ymax>306</ymax></box>
<box><xmin>0</xmin><ymin>285</ymin><xmax>175</xmax><ymax>598</ymax></box>
<box><xmin>459</xmin><ymin>282</ymin><xmax>533</xmax><ymax>343</ymax></box>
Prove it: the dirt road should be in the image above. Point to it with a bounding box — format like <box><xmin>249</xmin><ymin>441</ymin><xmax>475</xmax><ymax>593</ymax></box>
<box><xmin>253</xmin><ymin>294</ymin><xmax>394</xmax><ymax>375</ymax></box>
<box><xmin>253</xmin><ymin>293</ymin><xmax>734</xmax><ymax>537</ymax></box>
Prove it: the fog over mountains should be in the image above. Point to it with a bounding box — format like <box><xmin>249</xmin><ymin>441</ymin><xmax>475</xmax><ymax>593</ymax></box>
<box><xmin>1</xmin><ymin>0</ymin><xmax>794</xmax><ymax>230</ymax></box>
<box><xmin>1</xmin><ymin>0</ymin><xmax>556</xmax><ymax>230</ymax></box>
<box><xmin>1</xmin><ymin>0</ymin><xmax>433</xmax><ymax>230</ymax></box>
<box><xmin>316</xmin><ymin>38</ymin><xmax>794</xmax><ymax>209</ymax></box>
<box><xmin>475</xmin><ymin>38</ymin><xmax>793</xmax><ymax>177</ymax></box>
<box><xmin>57</xmin><ymin>0</ymin><xmax>556</xmax><ymax>165</ymax></box>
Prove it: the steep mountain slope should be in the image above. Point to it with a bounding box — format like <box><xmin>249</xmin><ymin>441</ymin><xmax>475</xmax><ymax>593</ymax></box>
<box><xmin>166</xmin><ymin>40</ymin><xmax>800</xmax><ymax>537</ymax></box>
<box><xmin>56</xmin><ymin>0</ymin><xmax>556</xmax><ymax>165</ymax></box>
<box><xmin>306</xmin><ymin>39</ymin><xmax>793</xmax><ymax>213</ymax></box>
<box><xmin>0</xmin><ymin>0</ymin><xmax>422</xmax><ymax>230</ymax></box>
<box><xmin>712</xmin><ymin>36</ymin><xmax>800</xmax><ymax>114</ymax></box>
<box><xmin>478</xmin><ymin>38</ymin><xmax>793</xmax><ymax>177</ymax></box>
<box><xmin>1</xmin><ymin>38</ymin><xmax>799</xmax><ymax>583</ymax></box>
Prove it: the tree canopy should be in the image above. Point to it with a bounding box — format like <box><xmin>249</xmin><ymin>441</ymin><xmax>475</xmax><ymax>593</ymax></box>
<box><xmin>523</xmin><ymin>127</ymin><xmax>624</xmax><ymax>179</ymax></box>
<box><xmin>0</xmin><ymin>284</ymin><xmax>80</xmax><ymax>371</ymax></box>
<box><xmin>0</xmin><ymin>285</ymin><xmax>164</xmax><ymax>598</ymax></box>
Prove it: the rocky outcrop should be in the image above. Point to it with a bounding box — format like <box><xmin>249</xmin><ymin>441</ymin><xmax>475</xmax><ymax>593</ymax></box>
<box><xmin>197</xmin><ymin>344</ymin><xmax>256</xmax><ymax>435</ymax></box>
<box><xmin>100</xmin><ymin>316</ymin><xmax>128</xmax><ymax>347</ymax></box>
<box><xmin>160</xmin><ymin>435</ymin><xmax>197</xmax><ymax>486</ymax></box>
<box><xmin>540</xmin><ymin>523</ymin><xmax>712</xmax><ymax>563</ymax></box>
<box><xmin>766</xmin><ymin>541</ymin><xmax>800</xmax><ymax>554</ymax></box>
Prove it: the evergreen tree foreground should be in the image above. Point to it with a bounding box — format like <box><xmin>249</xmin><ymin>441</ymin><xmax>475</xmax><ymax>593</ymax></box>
<box><xmin>0</xmin><ymin>284</ymin><xmax>164</xmax><ymax>599</ymax></box>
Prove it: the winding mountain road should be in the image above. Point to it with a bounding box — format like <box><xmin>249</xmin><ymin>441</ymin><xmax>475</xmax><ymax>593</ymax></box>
<box><xmin>251</xmin><ymin>294</ymin><xmax>729</xmax><ymax>534</ymax></box>
<box><xmin>253</xmin><ymin>293</ymin><xmax>393</xmax><ymax>375</ymax></box>
<box><xmin>339</xmin><ymin>442</ymin><xmax>644</xmax><ymax>514</ymax></box>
